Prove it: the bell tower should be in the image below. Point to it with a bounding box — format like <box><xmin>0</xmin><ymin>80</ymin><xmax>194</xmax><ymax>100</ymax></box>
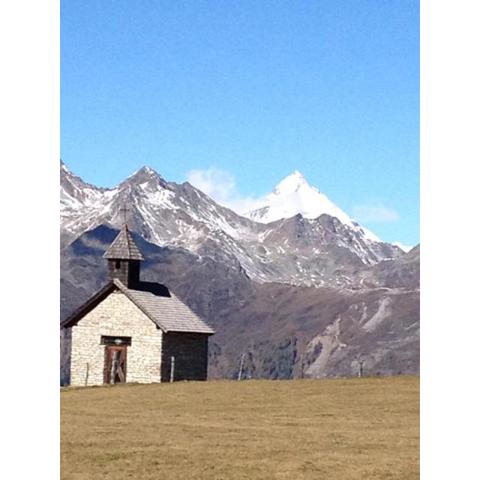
<box><xmin>103</xmin><ymin>223</ymin><xmax>144</xmax><ymax>288</ymax></box>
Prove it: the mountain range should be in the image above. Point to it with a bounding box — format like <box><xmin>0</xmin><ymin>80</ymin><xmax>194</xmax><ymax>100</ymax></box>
<box><xmin>60</xmin><ymin>162</ymin><xmax>419</xmax><ymax>382</ymax></box>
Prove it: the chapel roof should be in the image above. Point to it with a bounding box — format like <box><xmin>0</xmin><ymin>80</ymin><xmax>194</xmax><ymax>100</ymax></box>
<box><xmin>114</xmin><ymin>279</ymin><xmax>215</xmax><ymax>334</ymax></box>
<box><xmin>103</xmin><ymin>224</ymin><xmax>144</xmax><ymax>261</ymax></box>
<box><xmin>61</xmin><ymin>279</ymin><xmax>215</xmax><ymax>335</ymax></box>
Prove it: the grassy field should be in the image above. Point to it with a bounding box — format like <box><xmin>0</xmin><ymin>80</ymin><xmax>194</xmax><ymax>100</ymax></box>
<box><xmin>61</xmin><ymin>376</ymin><xmax>419</xmax><ymax>480</ymax></box>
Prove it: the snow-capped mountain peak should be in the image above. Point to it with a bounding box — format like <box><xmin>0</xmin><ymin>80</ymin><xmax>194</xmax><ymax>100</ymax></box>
<box><xmin>273</xmin><ymin>170</ymin><xmax>308</xmax><ymax>195</ymax></box>
<box><xmin>134</xmin><ymin>165</ymin><xmax>158</xmax><ymax>177</ymax></box>
<box><xmin>123</xmin><ymin>165</ymin><xmax>164</xmax><ymax>184</ymax></box>
<box><xmin>246</xmin><ymin>171</ymin><xmax>381</xmax><ymax>242</ymax></box>
<box><xmin>248</xmin><ymin>171</ymin><xmax>347</xmax><ymax>223</ymax></box>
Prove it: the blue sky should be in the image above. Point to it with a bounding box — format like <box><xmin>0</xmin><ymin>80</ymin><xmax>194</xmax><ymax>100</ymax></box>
<box><xmin>61</xmin><ymin>0</ymin><xmax>419</xmax><ymax>246</ymax></box>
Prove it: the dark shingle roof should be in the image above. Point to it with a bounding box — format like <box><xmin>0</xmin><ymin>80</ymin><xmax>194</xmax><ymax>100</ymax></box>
<box><xmin>114</xmin><ymin>279</ymin><xmax>215</xmax><ymax>334</ymax></box>
<box><xmin>103</xmin><ymin>224</ymin><xmax>144</xmax><ymax>261</ymax></box>
<box><xmin>61</xmin><ymin>280</ymin><xmax>215</xmax><ymax>335</ymax></box>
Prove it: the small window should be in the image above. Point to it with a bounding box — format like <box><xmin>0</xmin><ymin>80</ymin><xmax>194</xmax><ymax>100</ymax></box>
<box><xmin>101</xmin><ymin>336</ymin><xmax>132</xmax><ymax>346</ymax></box>
<box><xmin>115</xmin><ymin>260</ymin><xmax>121</xmax><ymax>269</ymax></box>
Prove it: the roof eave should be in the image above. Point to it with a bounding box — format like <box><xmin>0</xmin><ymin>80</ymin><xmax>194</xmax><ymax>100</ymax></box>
<box><xmin>165</xmin><ymin>329</ymin><xmax>216</xmax><ymax>335</ymax></box>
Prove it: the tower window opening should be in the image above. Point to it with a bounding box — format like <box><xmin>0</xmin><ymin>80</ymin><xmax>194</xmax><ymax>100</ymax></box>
<box><xmin>115</xmin><ymin>260</ymin><xmax>121</xmax><ymax>269</ymax></box>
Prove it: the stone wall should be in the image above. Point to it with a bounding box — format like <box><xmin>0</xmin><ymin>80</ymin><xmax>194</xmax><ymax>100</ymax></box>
<box><xmin>70</xmin><ymin>291</ymin><xmax>163</xmax><ymax>386</ymax></box>
<box><xmin>161</xmin><ymin>333</ymin><xmax>209</xmax><ymax>381</ymax></box>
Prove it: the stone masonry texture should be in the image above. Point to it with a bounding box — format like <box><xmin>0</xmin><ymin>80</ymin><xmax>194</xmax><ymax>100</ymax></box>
<box><xmin>70</xmin><ymin>291</ymin><xmax>163</xmax><ymax>386</ymax></box>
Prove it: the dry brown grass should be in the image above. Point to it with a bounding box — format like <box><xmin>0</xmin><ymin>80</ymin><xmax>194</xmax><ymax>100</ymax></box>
<box><xmin>61</xmin><ymin>376</ymin><xmax>419</xmax><ymax>479</ymax></box>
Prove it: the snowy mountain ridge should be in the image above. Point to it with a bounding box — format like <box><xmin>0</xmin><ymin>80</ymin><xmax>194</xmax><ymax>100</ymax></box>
<box><xmin>60</xmin><ymin>162</ymin><xmax>403</xmax><ymax>288</ymax></box>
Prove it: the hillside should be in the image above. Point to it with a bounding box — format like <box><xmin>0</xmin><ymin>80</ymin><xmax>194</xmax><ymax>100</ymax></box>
<box><xmin>61</xmin><ymin>225</ymin><xmax>419</xmax><ymax>382</ymax></box>
<box><xmin>61</xmin><ymin>377</ymin><xmax>420</xmax><ymax>480</ymax></box>
<box><xmin>60</xmin><ymin>162</ymin><xmax>419</xmax><ymax>382</ymax></box>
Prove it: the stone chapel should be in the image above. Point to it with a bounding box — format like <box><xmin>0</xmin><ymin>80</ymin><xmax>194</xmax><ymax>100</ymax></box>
<box><xmin>61</xmin><ymin>224</ymin><xmax>215</xmax><ymax>386</ymax></box>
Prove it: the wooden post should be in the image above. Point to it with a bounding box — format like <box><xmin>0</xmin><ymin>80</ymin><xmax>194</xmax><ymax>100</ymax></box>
<box><xmin>300</xmin><ymin>354</ymin><xmax>304</xmax><ymax>379</ymax></box>
<box><xmin>237</xmin><ymin>353</ymin><xmax>245</xmax><ymax>381</ymax></box>
<box><xmin>170</xmin><ymin>356</ymin><xmax>175</xmax><ymax>383</ymax></box>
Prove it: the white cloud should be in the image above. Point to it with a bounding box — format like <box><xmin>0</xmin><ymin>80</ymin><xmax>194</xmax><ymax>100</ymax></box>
<box><xmin>352</xmin><ymin>203</ymin><xmax>399</xmax><ymax>223</ymax></box>
<box><xmin>186</xmin><ymin>167</ymin><xmax>266</xmax><ymax>214</ymax></box>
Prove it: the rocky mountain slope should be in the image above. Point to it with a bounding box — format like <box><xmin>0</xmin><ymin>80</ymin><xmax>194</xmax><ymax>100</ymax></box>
<box><xmin>61</xmin><ymin>225</ymin><xmax>419</xmax><ymax>382</ymax></box>
<box><xmin>60</xmin><ymin>162</ymin><xmax>419</xmax><ymax>381</ymax></box>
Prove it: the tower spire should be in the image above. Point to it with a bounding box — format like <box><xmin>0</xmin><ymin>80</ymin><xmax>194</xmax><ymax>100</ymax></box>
<box><xmin>103</xmin><ymin>224</ymin><xmax>144</xmax><ymax>287</ymax></box>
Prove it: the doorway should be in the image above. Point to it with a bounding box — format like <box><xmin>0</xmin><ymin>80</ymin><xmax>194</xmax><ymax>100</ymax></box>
<box><xmin>104</xmin><ymin>345</ymin><xmax>127</xmax><ymax>384</ymax></box>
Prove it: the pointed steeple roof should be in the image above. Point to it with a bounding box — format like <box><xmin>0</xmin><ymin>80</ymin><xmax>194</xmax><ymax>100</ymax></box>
<box><xmin>103</xmin><ymin>224</ymin><xmax>144</xmax><ymax>261</ymax></box>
